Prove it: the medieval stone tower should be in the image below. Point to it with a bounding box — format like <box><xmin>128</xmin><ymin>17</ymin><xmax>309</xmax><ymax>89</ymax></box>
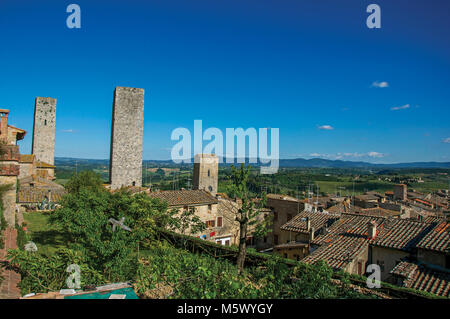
<box><xmin>109</xmin><ymin>86</ymin><xmax>144</xmax><ymax>190</ymax></box>
<box><xmin>32</xmin><ymin>97</ymin><xmax>57</xmax><ymax>165</ymax></box>
<box><xmin>193</xmin><ymin>154</ymin><xmax>218</xmax><ymax>196</ymax></box>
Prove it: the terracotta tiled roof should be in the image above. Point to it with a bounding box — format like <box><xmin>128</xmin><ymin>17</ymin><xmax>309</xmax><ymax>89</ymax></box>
<box><xmin>355</xmin><ymin>194</ymin><xmax>379</xmax><ymax>201</ymax></box>
<box><xmin>280</xmin><ymin>210</ymin><xmax>340</xmax><ymax>234</ymax></box>
<box><xmin>390</xmin><ymin>261</ymin><xmax>450</xmax><ymax>297</ymax></box>
<box><xmin>35</xmin><ymin>161</ymin><xmax>55</xmax><ymax>168</ymax></box>
<box><xmin>421</xmin><ymin>216</ymin><xmax>446</xmax><ymax>224</ymax></box>
<box><xmin>357</xmin><ymin>207</ymin><xmax>401</xmax><ymax>217</ymax></box>
<box><xmin>301</xmin><ymin>214</ymin><xmax>386</xmax><ymax>270</ymax></box>
<box><xmin>148</xmin><ymin>189</ymin><xmax>218</xmax><ymax>207</ymax></box>
<box><xmin>17</xmin><ymin>188</ymin><xmax>66</xmax><ymax>203</ymax></box>
<box><xmin>327</xmin><ymin>203</ymin><xmax>400</xmax><ymax>217</ymax></box>
<box><xmin>19</xmin><ymin>154</ymin><xmax>35</xmax><ymax>163</ymax></box>
<box><xmin>18</xmin><ymin>176</ymin><xmax>64</xmax><ymax>190</ymax></box>
<box><xmin>302</xmin><ymin>236</ymin><xmax>367</xmax><ymax>270</ymax></box>
<box><xmin>416</xmin><ymin>221</ymin><xmax>450</xmax><ymax>253</ymax></box>
<box><xmin>370</xmin><ymin>219</ymin><xmax>436</xmax><ymax>251</ymax></box>
<box><xmin>274</xmin><ymin>242</ymin><xmax>309</xmax><ymax>249</ymax></box>
<box><xmin>267</xmin><ymin>193</ymin><xmax>299</xmax><ymax>202</ymax></box>
<box><xmin>302</xmin><ymin>214</ymin><xmax>383</xmax><ymax>270</ymax></box>
<box><xmin>312</xmin><ymin>214</ymin><xmax>384</xmax><ymax>245</ymax></box>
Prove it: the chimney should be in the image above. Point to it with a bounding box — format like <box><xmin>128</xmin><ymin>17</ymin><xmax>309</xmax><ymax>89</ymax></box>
<box><xmin>306</xmin><ymin>217</ymin><xmax>311</xmax><ymax>231</ymax></box>
<box><xmin>367</xmin><ymin>221</ymin><xmax>377</xmax><ymax>239</ymax></box>
<box><xmin>309</xmin><ymin>227</ymin><xmax>315</xmax><ymax>241</ymax></box>
<box><xmin>0</xmin><ymin>109</ymin><xmax>9</xmax><ymax>142</ymax></box>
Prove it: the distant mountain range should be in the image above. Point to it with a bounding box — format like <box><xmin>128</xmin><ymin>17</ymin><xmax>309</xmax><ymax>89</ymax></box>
<box><xmin>55</xmin><ymin>157</ymin><xmax>450</xmax><ymax>169</ymax></box>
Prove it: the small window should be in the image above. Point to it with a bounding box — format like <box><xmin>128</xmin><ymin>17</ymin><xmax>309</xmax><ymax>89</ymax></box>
<box><xmin>208</xmin><ymin>170</ymin><xmax>210</xmax><ymax>177</ymax></box>
<box><xmin>132</xmin><ymin>181</ymin><xmax>136</xmax><ymax>186</ymax></box>
<box><xmin>217</xmin><ymin>216</ymin><xmax>223</xmax><ymax>227</ymax></box>
<box><xmin>225</xmin><ymin>240</ymin><xmax>230</xmax><ymax>246</ymax></box>
<box><xmin>44</xmin><ymin>119</ymin><xmax>47</xmax><ymax>126</ymax></box>
<box><xmin>208</xmin><ymin>204</ymin><xmax>212</xmax><ymax>213</ymax></box>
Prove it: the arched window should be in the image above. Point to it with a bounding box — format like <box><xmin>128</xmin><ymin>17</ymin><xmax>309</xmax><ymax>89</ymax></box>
<box><xmin>208</xmin><ymin>170</ymin><xmax>210</xmax><ymax>177</ymax></box>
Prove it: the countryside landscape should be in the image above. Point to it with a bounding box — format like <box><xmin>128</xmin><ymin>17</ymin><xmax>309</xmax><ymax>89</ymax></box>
<box><xmin>0</xmin><ymin>0</ymin><xmax>449</xmax><ymax>314</ymax></box>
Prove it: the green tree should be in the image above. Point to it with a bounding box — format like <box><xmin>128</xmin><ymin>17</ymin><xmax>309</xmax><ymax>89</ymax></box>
<box><xmin>169</xmin><ymin>207</ymin><xmax>206</xmax><ymax>236</ymax></box>
<box><xmin>64</xmin><ymin>170</ymin><xmax>105</xmax><ymax>194</ymax></box>
<box><xmin>228</xmin><ymin>164</ymin><xmax>267</xmax><ymax>273</ymax></box>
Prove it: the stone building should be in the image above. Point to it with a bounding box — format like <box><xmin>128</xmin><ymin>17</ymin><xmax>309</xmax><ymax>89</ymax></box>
<box><xmin>148</xmin><ymin>189</ymin><xmax>240</xmax><ymax>245</ymax></box>
<box><xmin>32</xmin><ymin>97</ymin><xmax>56</xmax><ymax>165</ymax></box>
<box><xmin>193</xmin><ymin>154</ymin><xmax>218</xmax><ymax>196</ymax></box>
<box><xmin>18</xmin><ymin>154</ymin><xmax>55</xmax><ymax>180</ymax></box>
<box><xmin>17</xmin><ymin>175</ymin><xmax>66</xmax><ymax>211</ymax></box>
<box><xmin>266</xmin><ymin>193</ymin><xmax>304</xmax><ymax>246</ymax></box>
<box><xmin>394</xmin><ymin>184</ymin><xmax>407</xmax><ymax>201</ymax></box>
<box><xmin>109</xmin><ymin>87</ymin><xmax>144</xmax><ymax>190</ymax></box>
<box><xmin>0</xmin><ymin>109</ymin><xmax>26</xmax><ymax>226</ymax></box>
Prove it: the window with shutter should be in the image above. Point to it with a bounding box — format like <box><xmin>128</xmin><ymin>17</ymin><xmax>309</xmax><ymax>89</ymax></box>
<box><xmin>217</xmin><ymin>217</ymin><xmax>223</xmax><ymax>227</ymax></box>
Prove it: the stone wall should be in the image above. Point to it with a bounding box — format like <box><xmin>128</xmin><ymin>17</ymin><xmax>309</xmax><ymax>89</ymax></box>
<box><xmin>18</xmin><ymin>162</ymin><xmax>33</xmax><ymax>179</ymax></box>
<box><xmin>0</xmin><ymin>145</ymin><xmax>19</xmax><ymax>226</ymax></box>
<box><xmin>109</xmin><ymin>87</ymin><xmax>144</xmax><ymax>190</ymax></box>
<box><xmin>32</xmin><ymin>97</ymin><xmax>56</xmax><ymax>165</ymax></box>
<box><xmin>267</xmin><ymin>197</ymin><xmax>304</xmax><ymax>245</ymax></box>
<box><xmin>0</xmin><ymin>176</ymin><xmax>17</xmax><ymax>226</ymax></box>
<box><xmin>193</xmin><ymin>154</ymin><xmax>218</xmax><ymax>196</ymax></box>
<box><xmin>370</xmin><ymin>246</ymin><xmax>409</xmax><ymax>282</ymax></box>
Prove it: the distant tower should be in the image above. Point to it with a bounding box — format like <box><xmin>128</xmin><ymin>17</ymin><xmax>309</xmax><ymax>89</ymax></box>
<box><xmin>109</xmin><ymin>86</ymin><xmax>145</xmax><ymax>190</ymax></box>
<box><xmin>32</xmin><ymin>97</ymin><xmax>57</xmax><ymax>165</ymax></box>
<box><xmin>394</xmin><ymin>184</ymin><xmax>407</xmax><ymax>201</ymax></box>
<box><xmin>193</xmin><ymin>154</ymin><xmax>218</xmax><ymax>196</ymax></box>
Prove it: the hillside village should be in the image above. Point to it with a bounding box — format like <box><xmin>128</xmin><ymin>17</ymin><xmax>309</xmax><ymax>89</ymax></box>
<box><xmin>1</xmin><ymin>87</ymin><xmax>449</xmax><ymax>299</ymax></box>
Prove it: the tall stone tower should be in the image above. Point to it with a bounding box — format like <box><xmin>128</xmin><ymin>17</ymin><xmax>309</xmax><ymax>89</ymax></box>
<box><xmin>32</xmin><ymin>97</ymin><xmax>56</xmax><ymax>165</ymax></box>
<box><xmin>394</xmin><ymin>184</ymin><xmax>407</xmax><ymax>201</ymax></box>
<box><xmin>109</xmin><ymin>86</ymin><xmax>144</xmax><ymax>190</ymax></box>
<box><xmin>193</xmin><ymin>154</ymin><xmax>218</xmax><ymax>196</ymax></box>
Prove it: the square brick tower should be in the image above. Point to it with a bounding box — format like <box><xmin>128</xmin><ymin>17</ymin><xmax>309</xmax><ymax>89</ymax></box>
<box><xmin>32</xmin><ymin>97</ymin><xmax>56</xmax><ymax>165</ymax></box>
<box><xmin>193</xmin><ymin>153</ymin><xmax>218</xmax><ymax>196</ymax></box>
<box><xmin>109</xmin><ymin>86</ymin><xmax>144</xmax><ymax>190</ymax></box>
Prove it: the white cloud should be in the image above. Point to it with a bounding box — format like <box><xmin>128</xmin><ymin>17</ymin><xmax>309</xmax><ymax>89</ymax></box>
<box><xmin>390</xmin><ymin>104</ymin><xmax>410</xmax><ymax>111</ymax></box>
<box><xmin>318</xmin><ymin>125</ymin><xmax>334</xmax><ymax>130</ymax></box>
<box><xmin>443</xmin><ymin>137</ymin><xmax>450</xmax><ymax>144</ymax></box>
<box><xmin>61</xmin><ymin>129</ymin><xmax>76</xmax><ymax>133</ymax></box>
<box><xmin>309</xmin><ymin>153</ymin><xmax>324</xmax><ymax>157</ymax></box>
<box><xmin>368</xmin><ymin>151</ymin><xmax>385</xmax><ymax>158</ymax></box>
<box><xmin>371</xmin><ymin>81</ymin><xmax>389</xmax><ymax>88</ymax></box>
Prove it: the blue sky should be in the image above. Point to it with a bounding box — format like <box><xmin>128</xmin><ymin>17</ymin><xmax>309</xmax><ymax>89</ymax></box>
<box><xmin>0</xmin><ymin>0</ymin><xmax>449</xmax><ymax>163</ymax></box>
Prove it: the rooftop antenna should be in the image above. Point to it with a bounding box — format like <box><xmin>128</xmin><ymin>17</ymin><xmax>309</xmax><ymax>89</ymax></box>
<box><xmin>145</xmin><ymin>161</ymin><xmax>147</xmax><ymax>186</ymax></box>
<box><xmin>316</xmin><ymin>184</ymin><xmax>319</xmax><ymax>211</ymax></box>
<box><xmin>352</xmin><ymin>180</ymin><xmax>355</xmax><ymax>208</ymax></box>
